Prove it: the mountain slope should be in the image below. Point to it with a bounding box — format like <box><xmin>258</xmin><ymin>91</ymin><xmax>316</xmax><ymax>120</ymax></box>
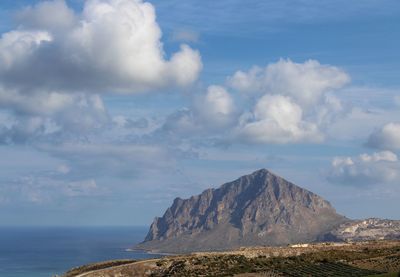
<box><xmin>136</xmin><ymin>169</ymin><xmax>347</xmax><ymax>253</ymax></box>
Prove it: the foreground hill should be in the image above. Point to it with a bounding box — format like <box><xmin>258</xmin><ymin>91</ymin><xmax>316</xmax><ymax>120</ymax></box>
<box><xmin>63</xmin><ymin>240</ymin><xmax>400</xmax><ymax>276</ymax></box>
<box><xmin>137</xmin><ymin>169</ymin><xmax>347</xmax><ymax>253</ymax></box>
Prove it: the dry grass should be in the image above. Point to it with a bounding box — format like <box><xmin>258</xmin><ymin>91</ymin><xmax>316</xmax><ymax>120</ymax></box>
<box><xmin>65</xmin><ymin>240</ymin><xmax>400</xmax><ymax>277</ymax></box>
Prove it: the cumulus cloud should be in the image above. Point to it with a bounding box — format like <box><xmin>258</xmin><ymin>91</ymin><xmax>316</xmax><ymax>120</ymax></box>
<box><xmin>0</xmin><ymin>0</ymin><xmax>202</xmax><ymax>143</ymax></box>
<box><xmin>0</xmin><ymin>0</ymin><xmax>202</xmax><ymax>93</ymax></box>
<box><xmin>16</xmin><ymin>0</ymin><xmax>77</xmax><ymax>32</ymax></box>
<box><xmin>0</xmin><ymin>88</ymin><xmax>110</xmax><ymax>143</ymax></box>
<box><xmin>194</xmin><ymin>85</ymin><xmax>236</xmax><ymax>127</ymax></box>
<box><xmin>367</xmin><ymin>122</ymin><xmax>400</xmax><ymax>151</ymax></box>
<box><xmin>157</xmin><ymin>59</ymin><xmax>350</xmax><ymax>145</ymax></box>
<box><xmin>228</xmin><ymin>59</ymin><xmax>349</xmax><ymax>144</ymax></box>
<box><xmin>236</xmin><ymin>94</ymin><xmax>322</xmax><ymax>144</ymax></box>
<box><xmin>327</xmin><ymin>151</ymin><xmax>400</xmax><ymax>186</ymax></box>
<box><xmin>161</xmin><ymin>85</ymin><xmax>237</xmax><ymax>138</ymax></box>
<box><xmin>227</xmin><ymin>59</ymin><xmax>349</xmax><ymax>106</ymax></box>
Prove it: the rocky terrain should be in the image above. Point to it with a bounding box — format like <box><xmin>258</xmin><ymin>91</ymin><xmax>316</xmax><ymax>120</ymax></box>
<box><xmin>136</xmin><ymin>169</ymin><xmax>347</xmax><ymax>253</ymax></box>
<box><xmin>63</xmin><ymin>240</ymin><xmax>400</xmax><ymax>276</ymax></box>
<box><xmin>322</xmin><ymin>218</ymin><xmax>400</xmax><ymax>242</ymax></box>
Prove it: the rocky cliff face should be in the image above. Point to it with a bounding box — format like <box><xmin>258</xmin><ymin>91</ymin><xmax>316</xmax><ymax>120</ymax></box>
<box><xmin>321</xmin><ymin>218</ymin><xmax>400</xmax><ymax>242</ymax></box>
<box><xmin>136</xmin><ymin>169</ymin><xmax>347</xmax><ymax>253</ymax></box>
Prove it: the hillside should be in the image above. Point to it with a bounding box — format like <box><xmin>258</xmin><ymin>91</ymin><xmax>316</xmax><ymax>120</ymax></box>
<box><xmin>136</xmin><ymin>169</ymin><xmax>347</xmax><ymax>253</ymax></box>
<box><xmin>63</xmin><ymin>240</ymin><xmax>400</xmax><ymax>276</ymax></box>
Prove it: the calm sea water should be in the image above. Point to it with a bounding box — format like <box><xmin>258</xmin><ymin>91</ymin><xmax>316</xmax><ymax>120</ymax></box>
<box><xmin>0</xmin><ymin>226</ymin><xmax>162</xmax><ymax>277</ymax></box>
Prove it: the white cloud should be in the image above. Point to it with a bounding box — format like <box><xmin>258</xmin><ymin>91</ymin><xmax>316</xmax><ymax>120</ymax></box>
<box><xmin>161</xmin><ymin>85</ymin><xmax>237</xmax><ymax>137</ymax></box>
<box><xmin>167</xmin><ymin>45</ymin><xmax>202</xmax><ymax>87</ymax></box>
<box><xmin>226</xmin><ymin>59</ymin><xmax>349</xmax><ymax>144</ymax></box>
<box><xmin>194</xmin><ymin>85</ymin><xmax>236</xmax><ymax>128</ymax></box>
<box><xmin>326</xmin><ymin>107</ymin><xmax>400</xmax><ymax>141</ymax></box>
<box><xmin>327</xmin><ymin>151</ymin><xmax>400</xmax><ymax>186</ymax></box>
<box><xmin>203</xmin><ymin>86</ymin><xmax>234</xmax><ymax>116</ymax></box>
<box><xmin>16</xmin><ymin>0</ymin><xmax>77</xmax><ymax>32</ymax></box>
<box><xmin>367</xmin><ymin>122</ymin><xmax>400</xmax><ymax>151</ymax></box>
<box><xmin>158</xmin><ymin>59</ymin><xmax>350</xmax><ymax>145</ymax></box>
<box><xmin>0</xmin><ymin>0</ymin><xmax>202</xmax><ymax>143</ymax></box>
<box><xmin>227</xmin><ymin>59</ymin><xmax>349</xmax><ymax>106</ymax></box>
<box><xmin>0</xmin><ymin>86</ymin><xmax>107</xmax><ymax>119</ymax></box>
<box><xmin>0</xmin><ymin>88</ymin><xmax>110</xmax><ymax>143</ymax></box>
<box><xmin>236</xmin><ymin>95</ymin><xmax>322</xmax><ymax>144</ymax></box>
<box><xmin>0</xmin><ymin>30</ymin><xmax>52</xmax><ymax>71</ymax></box>
<box><xmin>0</xmin><ymin>0</ymin><xmax>202</xmax><ymax>93</ymax></box>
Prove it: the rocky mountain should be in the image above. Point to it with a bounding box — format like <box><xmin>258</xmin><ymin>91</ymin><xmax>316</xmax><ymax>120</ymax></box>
<box><xmin>136</xmin><ymin>169</ymin><xmax>348</xmax><ymax>253</ymax></box>
<box><xmin>321</xmin><ymin>218</ymin><xmax>400</xmax><ymax>242</ymax></box>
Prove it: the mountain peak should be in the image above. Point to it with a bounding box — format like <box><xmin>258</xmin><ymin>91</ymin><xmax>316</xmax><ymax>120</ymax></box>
<box><xmin>250</xmin><ymin>168</ymin><xmax>271</xmax><ymax>174</ymax></box>
<box><xmin>245</xmin><ymin>168</ymin><xmax>274</xmax><ymax>179</ymax></box>
<box><xmin>137</xmin><ymin>169</ymin><xmax>346</xmax><ymax>253</ymax></box>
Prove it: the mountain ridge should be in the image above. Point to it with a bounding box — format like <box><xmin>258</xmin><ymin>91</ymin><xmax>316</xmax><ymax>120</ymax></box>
<box><xmin>136</xmin><ymin>168</ymin><xmax>348</xmax><ymax>253</ymax></box>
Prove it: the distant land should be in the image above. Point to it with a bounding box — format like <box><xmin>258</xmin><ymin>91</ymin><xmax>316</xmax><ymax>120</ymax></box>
<box><xmin>64</xmin><ymin>169</ymin><xmax>400</xmax><ymax>276</ymax></box>
<box><xmin>137</xmin><ymin>169</ymin><xmax>400</xmax><ymax>253</ymax></box>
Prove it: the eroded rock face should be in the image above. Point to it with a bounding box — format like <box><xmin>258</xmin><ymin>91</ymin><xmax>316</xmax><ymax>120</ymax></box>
<box><xmin>137</xmin><ymin>169</ymin><xmax>347</xmax><ymax>253</ymax></box>
<box><xmin>322</xmin><ymin>218</ymin><xmax>400</xmax><ymax>242</ymax></box>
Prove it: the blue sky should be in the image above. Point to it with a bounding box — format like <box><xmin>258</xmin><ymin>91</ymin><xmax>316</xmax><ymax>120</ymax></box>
<box><xmin>0</xmin><ymin>0</ymin><xmax>399</xmax><ymax>226</ymax></box>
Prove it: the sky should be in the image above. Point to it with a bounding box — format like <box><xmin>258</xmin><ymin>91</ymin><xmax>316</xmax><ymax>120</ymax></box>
<box><xmin>0</xmin><ymin>0</ymin><xmax>399</xmax><ymax>226</ymax></box>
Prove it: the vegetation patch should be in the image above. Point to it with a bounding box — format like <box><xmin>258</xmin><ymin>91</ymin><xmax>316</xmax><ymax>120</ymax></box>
<box><xmin>62</xmin><ymin>259</ymin><xmax>137</xmax><ymax>277</ymax></box>
<box><xmin>64</xmin><ymin>241</ymin><xmax>400</xmax><ymax>277</ymax></box>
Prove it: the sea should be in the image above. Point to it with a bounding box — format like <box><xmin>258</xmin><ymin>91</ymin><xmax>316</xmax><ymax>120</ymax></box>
<box><xmin>0</xmin><ymin>226</ymin><xmax>163</xmax><ymax>277</ymax></box>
